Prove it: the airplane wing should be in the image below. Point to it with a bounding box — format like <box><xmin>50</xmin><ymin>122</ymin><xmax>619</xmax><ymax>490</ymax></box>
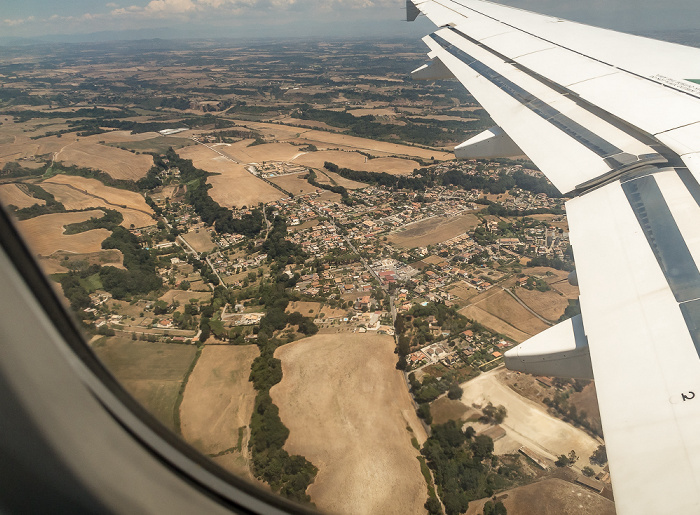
<box><xmin>406</xmin><ymin>1</ymin><xmax>700</xmax><ymax>512</ymax></box>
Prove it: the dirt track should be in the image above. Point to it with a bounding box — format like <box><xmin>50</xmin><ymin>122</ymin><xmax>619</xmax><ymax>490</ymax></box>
<box><xmin>271</xmin><ymin>333</ymin><xmax>428</xmax><ymax>514</ymax></box>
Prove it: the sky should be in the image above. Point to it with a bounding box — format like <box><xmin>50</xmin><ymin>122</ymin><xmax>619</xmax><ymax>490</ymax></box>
<box><xmin>1</xmin><ymin>0</ymin><xmax>700</xmax><ymax>42</ymax></box>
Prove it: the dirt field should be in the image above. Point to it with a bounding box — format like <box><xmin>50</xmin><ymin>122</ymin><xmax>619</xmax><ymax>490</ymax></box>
<box><xmin>159</xmin><ymin>290</ymin><xmax>212</xmax><ymax>305</ymax></box>
<box><xmin>180</xmin><ymin>345</ymin><xmax>260</xmax><ymax>457</ymax></box>
<box><xmin>178</xmin><ymin>145</ymin><xmax>284</xmax><ymax>208</ymax></box>
<box><xmin>293</xmin><ymin>150</ymin><xmax>418</xmax><ymax>175</ymax></box>
<box><xmin>466</xmin><ymin>479</ymin><xmax>614</xmax><ymax>515</ymax></box>
<box><xmin>55</xmin><ymin>141</ymin><xmax>154</xmax><ymax>180</ymax></box>
<box><xmin>388</xmin><ymin>213</ymin><xmax>480</xmax><ymax>248</ymax></box>
<box><xmin>459</xmin><ymin>369</ymin><xmax>602</xmax><ymax>470</ymax></box>
<box><xmin>430</xmin><ymin>396</ymin><xmax>469</xmax><ymax>425</ymax></box>
<box><xmin>270</xmin><ymin>333</ymin><xmax>428</xmax><ymax>514</ymax></box>
<box><xmin>268</xmin><ymin>173</ymin><xmax>317</xmax><ymax>196</ymax></box>
<box><xmin>181</xmin><ymin>229</ymin><xmax>216</xmax><ymax>253</ymax></box>
<box><xmin>92</xmin><ymin>337</ymin><xmax>198</xmax><ymax>432</ymax></box>
<box><xmin>285</xmin><ymin>301</ymin><xmax>323</xmax><ymax>317</ymax></box>
<box><xmin>0</xmin><ymin>183</ymin><xmax>45</xmax><ymax>208</ymax></box>
<box><xmin>17</xmin><ymin>210</ymin><xmax>111</xmax><ymax>256</ymax></box>
<box><xmin>514</xmin><ymin>288</ymin><xmax>571</xmax><ymax>322</ymax></box>
<box><xmin>446</xmin><ymin>281</ymin><xmax>480</xmax><ymax>308</ymax></box>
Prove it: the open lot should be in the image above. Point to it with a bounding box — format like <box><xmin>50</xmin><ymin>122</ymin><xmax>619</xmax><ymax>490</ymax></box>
<box><xmin>92</xmin><ymin>337</ymin><xmax>198</xmax><ymax>432</ymax></box>
<box><xmin>315</xmin><ymin>169</ymin><xmax>368</xmax><ymax>190</ymax></box>
<box><xmin>181</xmin><ymin>228</ymin><xmax>216</xmax><ymax>254</ymax></box>
<box><xmin>271</xmin><ymin>333</ymin><xmax>427</xmax><ymax>514</ymax></box>
<box><xmin>180</xmin><ymin>345</ymin><xmax>259</xmax><ymax>457</ymax></box>
<box><xmin>459</xmin><ymin>369</ymin><xmax>602</xmax><ymax>470</ymax></box>
<box><xmin>465</xmin><ymin>479</ymin><xmax>615</xmax><ymax>515</ymax></box>
<box><xmin>388</xmin><ymin>213</ymin><xmax>480</xmax><ymax>248</ymax></box>
<box><xmin>178</xmin><ymin>145</ymin><xmax>284</xmax><ymax>208</ymax></box>
<box><xmin>293</xmin><ymin>150</ymin><xmax>418</xmax><ymax>175</ymax></box>
<box><xmin>18</xmin><ymin>210</ymin><xmax>111</xmax><ymax>256</ymax></box>
<box><xmin>0</xmin><ymin>183</ymin><xmax>44</xmax><ymax>208</ymax></box>
<box><xmin>285</xmin><ymin>301</ymin><xmax>323</xmax><ymax>317</ymax></box>
<box><xmin>431</xmin><ymin>396</ymin><xmax>470</xmax><ymax>425</ymax></box>
<box><xmin>55</xmin><ymin>141</ymin><xmax>154</xmax><ymax>180</ymax></box>
<box><xmin>159</xmin><ymin>289</ymin><xmax>212</xmax><ymax>306</ymax></box>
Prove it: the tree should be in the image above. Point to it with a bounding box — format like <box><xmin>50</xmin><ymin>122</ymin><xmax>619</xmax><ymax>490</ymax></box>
<box><xmin>555</xmin><ymin>454</ymin><xmax>570</xmax><ymax>467</ymax></box>
<box><xmin>483</xmin><ymin>500</ymin><xmax>507</xmax><ymax>515</ymax></box>
<box><xmin>590</xmin><ymin>445</ymin><xmax>607</xmax><ymax>466</ymax></box>
<box><xmin>417</xmin><ymin>403</ymin><xmax>432</xmax><ymax>425</ymax></box>
<box><xmin>425</xmin><ymin>496</ymin><xmax>443</xmax><ymax>515</ymax></box>
<box><xmin>582</xmin><ymin>466</ymin><xmax>595</xmax><ymax>477</ymax></box>
<box><xmin>447</xmin><ymin>383</ymin><xmax>463</xmax><ymax>400</ymax></box>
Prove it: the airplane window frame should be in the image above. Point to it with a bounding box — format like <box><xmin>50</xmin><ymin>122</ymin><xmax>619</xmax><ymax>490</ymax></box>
<box><xmin>0</xmin><ymin>202</ymin><xmax>317</xmax><ymax>515</ymax></box>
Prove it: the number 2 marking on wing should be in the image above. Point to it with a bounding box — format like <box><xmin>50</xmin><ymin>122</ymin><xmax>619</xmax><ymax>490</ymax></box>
<box><xmin>682</xmin><ymin>391</ymin><xmax>695</xmax><ymax>401</ymax></box>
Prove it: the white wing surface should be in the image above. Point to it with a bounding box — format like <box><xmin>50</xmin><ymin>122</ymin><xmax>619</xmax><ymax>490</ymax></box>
<box><xmin>407</xmin><ymin>1</ymin><xmax>700</xmax><ymax>512</ymax></box>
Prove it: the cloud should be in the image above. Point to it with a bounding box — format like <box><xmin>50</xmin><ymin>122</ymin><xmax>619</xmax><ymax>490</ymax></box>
<box><xmin>3</xmin><ymin>16</ymin><xmax>34</xmax><ymax>26</ymax></box>
<box><xmin>144</xmin><ymin>0</ymin><xmax>197</xmax><ymax>13</ymax></box>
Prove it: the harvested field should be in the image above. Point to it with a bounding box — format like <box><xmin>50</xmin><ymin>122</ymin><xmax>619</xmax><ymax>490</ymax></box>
<box><xmin>285</xmin><ymin>301</ymin><xmax>323</xmax><ymax>317</ymax></box>
<box><xmin>388</xmin><ymin>213</ymin><xmax>480</xmax><ymax>248</ymax></box>
<box><xmin>293</xmin><ymin>150</ymin><xmax>418</xmax><ymax>175</ymax></box>
<box><xmin>431</xmin><ymin>396</ymin><xmax>469</xmax><ymax>425</ymax></box>
<box><xmin>178</xmin><ymin>145</ymin><xmax>284</xmax><ymax>208</ymax></box>
<box><xmin>18</xmin><ymin>210</ymin><xmax>111</xmax><ymax>256</ymax></box>
<box><xmin>277</xmin><ymin>127</ymin><xmax>452</xmax><ymax>160</ymax></box>
<box><xmin>459</xmin><ymin>304</ymin><xmax>530</xmax><ymax>343</ymax></box>
<box><xmin>446</xmin><ymin>281</ymin><xmax>480</xmax><ymax>307</ymax></box>
<box><xmin>465</xmin><ymin>479</ymin><xmax>615</xmax><ymax>515</ymax></box>
<box><xmin>459</xmin><ymin>369</ymin><xmax>602</xmax><ymax>469</ymax></box>
<box><xmin>268</xmin><ymin>173</ymin><xmax>317</xmax><ymax>196</ymax></box>
<box><xmin>0</xmin><ymin>183</ymin><xmax>45</xmax><ymax>208</ymax></box>
<box><xmin>40</xmin><ymin>178</ymin><xmax>154</xmax><ymax>229</ymax></box>
<box><xmin>515</xmin><ymin>288</ymin><xmax>571</xmax><ymax>322</ymax></box>
<box><xmin>92</xmin><ymin>337</ymin><xmax>197</xmax><ymax>432</ymax></box>
<box><xmin>477</xmin><ymin>289</ymin><xmax>550</xmax><ymax>336</ymax></box>
<box><xmin>315</xmin><ymin>169</ymin><xmax>367</xmax><ymax>190</ymax></box>
<box><xmin>180</xmin><ymin>345</ymin><xmax>259</xmax><ymax>456</ymax></box>
<box><xmin>271</xmin><ymin>333</ymin><xmax>427</xmax><ymax>514</ymax></box>
<box><xmin>55</xmin><ymin>141</ymin><xmax>154</xmax><ymax>180</ymax></box>
<box><xmin>181</xmin><ymin>229</ymin><xmax>216</xmax><ymax>253</ymax></box>
<box><xmin>108</xmin><ymin>135</ymin><xmax>195</xmax><ymax>153</ymax></box>
<box><xmin>39</xmin><ymin>248</ymin><xmax>124</xmax><ymax>275</ymax></box>
<box><xmin>0</xmin><ymin>132</ymin><xmax>78</xmax><ymax>167</ymax></box>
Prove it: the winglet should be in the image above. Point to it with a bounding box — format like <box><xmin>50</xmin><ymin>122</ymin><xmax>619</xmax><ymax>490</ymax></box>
<box><xmin>406</xmin><ymin>0</ymin><xmax>420</xmax><ymax>22</ymax></box>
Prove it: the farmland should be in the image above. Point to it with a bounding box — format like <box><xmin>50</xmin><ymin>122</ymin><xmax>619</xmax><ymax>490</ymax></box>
<box><xmin>180</xmin><ymin>345</ymin><xmax>259</xmax><ymax>460</ymax></box>
<box><xmin>17</xmin><ymin>210</ymin><xmax>111</xmax><ymax>256</ymax></box>
<box><xmin>271</xmin><ymin>333</ymin><xmax>427</xmax><ymax>514</ymax></box>
<box><xmin>55</xmin><ymin>141</ymin><xmax>153</xmax><ymax>180</ymax></box>
<box><xmin>92</xmin><ymin>337</ymin><xmax>198</xmax><ymax>432</ymax></box>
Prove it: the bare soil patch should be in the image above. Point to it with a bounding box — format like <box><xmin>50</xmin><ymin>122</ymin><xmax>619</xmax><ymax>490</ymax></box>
<box><xmin>17</xmin><ymin>210</ymin><xmax>110</xmax><ymax>256</ymax></box>
<box><xmin>92</xmin><ymin>337</ymin><xmax>197</xmax><ymax>432</ymax></box>
<box><xmin>0</xmin><ymin>183</ymin><xmax>45</xmax><ymax>208</ymax></box>
<box><xmin>271</xmin><ymin>333</ymin><xmax>427</xmax><ymax>514</ymax></box>
<box><xmin>180</xmin><ymin>345</ymin><xmax>259</xmax><ymax>456</ymax></box>
<box><xmin>569</xmin><ymin>383</ymin><xmax>603</xmax><ymax>436</ymax></box>
<box><xmin>56</xmin><ymin>141</ymin><xmax>153</xmax><ymax>180</ymax></box>
<box><xmin>465</xmin><ymin>479</ymin><xmax>615</xmax><ymax>515</ymax></box>
<box><xmin>388</xmin><ymin>213</ymin><xmax>480</xmax><ymax>248</ymax></box>
<box><xmin>459</xmin><ymin>369</ymin><xmax>602</xmax><ymax>469</ymax></box>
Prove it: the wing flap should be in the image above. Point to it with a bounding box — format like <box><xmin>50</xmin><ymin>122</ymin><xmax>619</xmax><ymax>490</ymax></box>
<box><xmin>567</xmin><ymin>171</ymin><xmax>700</xmax><ymax>513</ymax></box>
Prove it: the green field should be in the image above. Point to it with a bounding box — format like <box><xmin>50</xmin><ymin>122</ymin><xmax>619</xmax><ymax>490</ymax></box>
<box><xmin>92</xmin><ymin>337</ymin><xmax>198</xmax><ymax>431</ymax></box>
